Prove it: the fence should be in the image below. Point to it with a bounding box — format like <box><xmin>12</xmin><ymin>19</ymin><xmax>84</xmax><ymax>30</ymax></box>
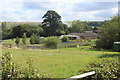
<box><xmin>63</xmin><ymin>71</ymin><xmax>95</xmax><ymax>80</ymax></box>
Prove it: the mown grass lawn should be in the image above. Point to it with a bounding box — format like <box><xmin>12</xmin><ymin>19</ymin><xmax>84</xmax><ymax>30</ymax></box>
<box><xmin>2</xmin><ymin>47</ymin><xmax>118</xmax><ymax>78</ymax></box>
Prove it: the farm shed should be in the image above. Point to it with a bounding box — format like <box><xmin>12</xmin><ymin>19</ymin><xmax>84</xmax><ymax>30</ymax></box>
<box><xmin>113</xmin><ymin>42</ymin><xmax>120</xmax><ymax>52</ymax></box>
<box><xmin>68</xmin><ymin>31</ymin><xmax>98</xmax><ymax>39</ymax></box>
<box><xmin>60</xmin><ymin>35</ymin><xmax>80</xmax><ymax>40</ymax></box>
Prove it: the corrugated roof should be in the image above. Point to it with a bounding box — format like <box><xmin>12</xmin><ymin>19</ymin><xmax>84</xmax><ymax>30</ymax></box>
<box><xmin>68</xmin><ymin>31</ymin><xmax>98</xmax><ymax>37</ymax></box>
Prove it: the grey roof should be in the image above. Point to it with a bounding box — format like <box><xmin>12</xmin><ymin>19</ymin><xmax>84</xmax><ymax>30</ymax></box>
<box><xmin>114</xmin><ymin>42</ymin><xmax>120</xmax><ymax>44</ymax></box>
<box><xmin>68</xmin><ymin>31</ymin><xmax>98</xmax><ymax>37</ymax></box>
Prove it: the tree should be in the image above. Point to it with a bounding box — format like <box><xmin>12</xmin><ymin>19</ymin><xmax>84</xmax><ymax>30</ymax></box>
<box><xmin>70</xmin><ymin>20</ymin><xmax>86</xmax><ymax>33</ymax></box>
<box><xmin>22</xmin><ymin>33</ymin><xmax>27</xmax><ymax>44</ymax></box>
<box><xmin>56</xmin><ymin>29</ymin><xmax>65</xmax><ymax>36</ymax></box>
<box><xmin>27</xmin><ymin>25</ymin><xmax>43</xmax><ymax>37</ymax></box>
<box><xmin>60</xmin><ymin>23</ymin><xmax>69</xmax><ymax>34</ymax></box>
<box><xmin>55</xmin><ymin>23</ymin><xmax>69</xmax><ymax>36</ymax></box>
<box><xmin>15</xmin><ymin>37</ymin><xmax>20</xmax><ymax>47</ymax></box>
<box><xmin>2</xmin><ymin>28</ymin><xmax>12</xmax><ymax>40</ymax></box>
<box><xmin>96</xmin><ymin>16</ymin><xmax>120</xmax><ymax>49</ymax></box>
<box><xmin>12</xmin><ymin>24</ymin><xmax>43</xmax><ymax>38</ymax></box>
<box><xmin>42</xmin><ymin>10</ymin><xmax>62</xmax><ymax>36</ymax></box>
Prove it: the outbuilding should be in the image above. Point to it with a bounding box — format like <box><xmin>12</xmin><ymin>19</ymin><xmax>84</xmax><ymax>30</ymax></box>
<box><xmin>113</xmin><ymin>42</ymin><xmax>120</xmax><ymax>52</ymax></box>
<box><xmin>60</xmin><ymin>35</ymin><xmax>80</xmax><ymax>40</ymax></box>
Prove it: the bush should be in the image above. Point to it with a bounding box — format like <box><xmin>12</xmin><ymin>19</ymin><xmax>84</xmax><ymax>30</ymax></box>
<box><xmin>15</xmin><ymin>37</ymin><xmax>20</xmax><ymax>47</ymax></box>
<box><xmin>44</xmin><ymin>36</ymin><xmax>61</xmax><ymax>49</ymax></box>
<box><xmin>61</xmin><ymin>36</ymin><xmax>69</xmax><ymax>42</ymax></box>
<box><xmin>22</xmin><ymin>33</ymin><xmax>27</xmax><ymax>44</ymax></box>
<box><xmin>30</xmin><ymin>34</ymin><xmax>35</xmax><ymax>44</ymax></box>
<box><xmin>30</xmin><ymin>34</ymin><xmax>40</xmax><ymax>44</ymax></box>
<box><xmin>78</xmin><ymin>58</ymin><xmax>120</xmax><ymax>79</ymax></box>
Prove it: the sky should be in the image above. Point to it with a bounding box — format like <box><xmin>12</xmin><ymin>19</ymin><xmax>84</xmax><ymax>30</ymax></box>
<box><xmin>0</xmin><ymin>0</ymin><xmax>119</xmax><ymax>22</ymax></box>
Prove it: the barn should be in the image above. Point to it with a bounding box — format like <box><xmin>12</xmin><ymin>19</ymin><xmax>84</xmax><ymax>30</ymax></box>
<box><xmin>68</xmin><ymin>31</ymin><xmax>98</xmax><ymax>39</ymax></box>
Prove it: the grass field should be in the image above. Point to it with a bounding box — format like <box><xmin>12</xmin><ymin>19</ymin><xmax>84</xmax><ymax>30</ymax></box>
<box><xmin>1</xmin><ymin>38</ymin><xmax>30</xmax><ymax>45</ymax></box>
<box><xmin>2</xmin><ymin>47</ymin><xmax>118</xmax><ymax>78</ymax></box>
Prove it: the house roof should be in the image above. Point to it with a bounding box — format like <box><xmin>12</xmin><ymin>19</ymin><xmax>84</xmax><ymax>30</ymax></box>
<box><xmin>68</xmin><ymin>31</ymin><xmax>98</xmax><ymax>37</ymax></box>
<box><xmin>114</xmin><ymin>42</ymin><xmax>120</xmax><ymax>44</ymax></box>
<box><xmin>60</xmin><ymin>35</ymin><xmax>79</xmax><ymax>38</ymax></box>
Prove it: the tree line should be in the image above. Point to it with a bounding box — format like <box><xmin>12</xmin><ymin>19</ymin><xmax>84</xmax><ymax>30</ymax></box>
<box><xmin>1</xmin><ymin>10</ymin><xmax>99</xmax><ymax>40</ymax></box>
<box><xmin>2</xmin><ymin>10</ymin><xmax>119</xmax><ymax>50</ymax></box>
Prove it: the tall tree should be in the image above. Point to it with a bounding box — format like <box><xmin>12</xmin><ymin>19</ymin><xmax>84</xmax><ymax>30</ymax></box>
<box><xmin>96</xmin><ymin>16</ymin><xmax>120</xmax><ymax>49</ymax></box>
<box><xmin>42</xmin><ymin>10</ymin><xmax>62</xmax><ymax>36</ymax></box>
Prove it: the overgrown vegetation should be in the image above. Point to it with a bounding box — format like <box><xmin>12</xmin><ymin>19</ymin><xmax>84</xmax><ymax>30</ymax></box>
<box><xmin>44</xmin><ymin>36</ymin><xmax>61</xmax><ymax>49</ymax></box>
<box><xmin>96</xmin><ymin>16</ymin><xmax>120</xmax><ymax>49</ymax></box>
<box><xmin>15</xmin><ymin>37</ymin><xmax>20</xmax><ymax>47</ymax></box>
<box><xmin>1</xmin><ymin>9</ymin><xmax>119</xmax><ymax>79</ymax></box>
<box><xmin>79</xmin><ymin>57</ymin><xmax>120</xmax><ymax>80</ymax></box>
<box><xmin>61</xmin><ymin>36</ymin><xmax>69</xmax><ymax>42</ymax></box>
<box><xmin>2</xmin><ymin>47</ymin><xmax>119</xmax><ymax>78</ymax></box>
<box><xmin>22</xmin><ymin>33</ymin><xmax>27</xmax><ymax>44</ymax></box>
<box><xmin>30</xmin><ymin>33</ymin><xmax>41</xmax><ymax>44</ymax></box>
<box><xmin>2</xmin><ymin>52</ymin><xmax>49</xmax><ymax>79</ymax></box>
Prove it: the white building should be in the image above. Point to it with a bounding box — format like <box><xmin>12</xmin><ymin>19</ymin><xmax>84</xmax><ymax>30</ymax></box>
<box><xmin>60</xmin><ymin>35</ymin><xmax>80</xmax><ymax>40</ymax></box>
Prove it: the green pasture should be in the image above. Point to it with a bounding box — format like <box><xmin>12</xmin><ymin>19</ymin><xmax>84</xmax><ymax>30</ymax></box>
<box><xmin>1</xmin><ymin>38</ymin><xmax>30</xmax><ymax>45</ymax></box>
<box><xmin>2</xmin><ymin>47</ymin><xmax>118</xmax><ymax>78</ymax></box>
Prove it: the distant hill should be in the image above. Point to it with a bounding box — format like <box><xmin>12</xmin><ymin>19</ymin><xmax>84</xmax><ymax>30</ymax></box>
<box><xmin>0</xmin><ymin>22</ymin><xmax>41</xmax><ymax>28</ymax></box>
<box><xmin>64</xmin><ymin>21</ymin><xmax>105</xmax><ymax>27</ymax></box>
<box><xmin>0</xmin><ymin>21</ymin><xmax>105</xmax><ymax>28</ymax></box>
<box><xmin>85</xmin><ymin>21</ymin><xmax>105</xmax><ymax>27</ymax></box>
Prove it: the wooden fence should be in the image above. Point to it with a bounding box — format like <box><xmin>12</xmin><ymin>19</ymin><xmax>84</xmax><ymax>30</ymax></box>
<box><xmin>63</xmin><ymin>71</ymin><xmax>95</xmax><ymax>80</ymax></box>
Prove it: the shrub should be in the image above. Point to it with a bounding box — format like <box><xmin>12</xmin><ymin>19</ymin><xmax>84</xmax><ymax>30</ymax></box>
<box><xmin>61</xmin><ymin>36</ymin><xmax>69</xmax><ymax>42</ymax></box>
<box><xmin>87</xmin><ymin>39</ymin><xmax>91</xmax><ymax>42</ymax></box>
<box><xmin>75</xmin><ymin>39</ymin><xmax>82</xmax><ymax>42</ymax></box>
<box><xmin>44</xmin><ymin>36</ymin><xmax>61</xmax><ymax>49</ymax></box>
<box><xmin>30</xmin><ymin>34</ymin><xmax>40</xmax><ymax>44</ymax></box>
<box><xmin>22</xmin><ymin>33</ymin><xmax>27</xmax><ymax>44</ymax></box>
<box><xmin>30</xmin><ymin>34</ymin><xmax>35</xmax><ymax>44</ymax></box>
<box><xmin>15</xmin><ymin>37</ymin><xmax>20</xmax><ymax>47</ymax></box>
<box><xmin>34</xmin><ymin>35</ymin><xmax>41</xmax><ymax>44</ymax></box>
<box><xmin>78</xmin><ymin>58</ymin><xmax>120</xmax><ymax>79</ymax></box>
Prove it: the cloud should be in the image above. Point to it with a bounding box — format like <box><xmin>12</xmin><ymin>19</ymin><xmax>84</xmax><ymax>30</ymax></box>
<box><xmin>23</xmin><ymin>2</ymin><xmax>53</xmax><ymax>11</ymax></box>
<box><xmin>0</xmin><ymin>0</ymin><xmax>119</xmax><ymax>22</ymax></box>
<box><xmin>21</xmin><ymin>0</ymin><xmax>120</xmax><ymax>2</ymax></box>
<box><xmin>73</xmin><ymin>2</ymin><xmax>117</xmax><ymax>12</ymax></box>
<box><xmin>94</xmin><ymin>8</ymin><xmax>118</xmax><ymax>18</ymax></box>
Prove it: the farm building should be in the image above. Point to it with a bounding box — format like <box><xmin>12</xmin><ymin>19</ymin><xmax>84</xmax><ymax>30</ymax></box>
<box><xmin>60</xmin><ymin>35</ymin><xmax>80</xmax><ymax>40</ymax></box>
<box><xmin>68</xmin><ymin>31</ymin><xmax>98</xmax><ymax>39</ymax></box>
<box><xmin>113</xmin><ymin>42</ymin><xmax>120</xmax><ymax>52</ymax></box>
